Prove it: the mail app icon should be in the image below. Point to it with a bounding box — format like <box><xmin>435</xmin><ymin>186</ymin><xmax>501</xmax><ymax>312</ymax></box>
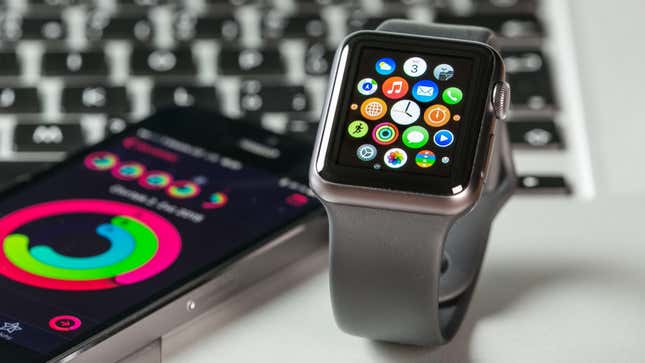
<box><xmin>417</xmin><ymin>86</ymin><xmax>434</xmax><ymax>96</ymax></box>
<box><xmin>412</xmin><ymin>80</ymin><xmax>439</xmax><ymax>102</ymax></box>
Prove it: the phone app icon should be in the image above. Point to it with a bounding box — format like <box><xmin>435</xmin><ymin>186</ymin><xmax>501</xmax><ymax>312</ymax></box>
<box><xmin>434</xmin><ymin>129</ymin><xmax>455</xmax><ymax>148</ymax></box>
<box><xmin>372</xmin><ymin>122</ymin><xmax>399</xmax><ymax>145</ymax></box>
<box><xmin>49</xmin><ymin>315</ymin><xmax>82</xmax><ymax>332</ymax></box>
<box><xmin>167</xmin><ymin>181</ymin><xmax>201</xmax><ymax>199</ymax></box>
<box><xmin>415</xmin><ymin>150</ymin><xmax>436</xmax><ymax>168</ymax></box>
<box><xmin>202</xmin><ymin>192</ymin><xmax>228</xmax><ymax>209</ymax></box>
<box><xmin>375</xmin><ymin>57</ymin><xmax>396</xmax><ymax>75</ymax></box>
<box><xmin>85</xmin><ymin>151</ymin><xmax>119</xmax><ymax>171</ymax></box>
<box><xmin>112</xmin><ymin>161</ymin><xmax>146</xmax><ymax>181</ymax></box>
<box><xmin>411</xmin><ymin>80</ymin><xmax>439</xmax><ymax>103</ymax></box>
<box><xmin>360</xmin><ymin>97</ymin><xmax>388</xmax><ymax>120</ymax></box>
<box><xmin>434</xmin><ymin>64</ymin><xmax>455</xmax><ymax>81</ymax></box>
<box><xmin>347</xmin><ymin>120</ymin><xmax>369</xmax><ymax>138</ymax></box>
<box><xmin>424</xmin><ymin>104</ymin><xmax>451</xmax><ymax>127</ymax></box>
<box><xmin>390</xmin><ymin>99</ymin><xmax>420</xmax><ymax>125</ymax></box>
<box><xmin>357</xmin><ymin>78</ymin><xmax>378</xmax><ymax>96</ymax></box>
<box><xmin>442</xmin><ymin>87</ymin><xmax>463</xmax><ymax>105</ymax></box>
<box><xmin>403</xmin><ymin>57</ymin><xmax>427</xmax><ymax>77</ymax></box>
<box><xmin>382</xmin><ymin>77</ymin><xmax>409</xmax><ymax>100</ymax></box>
<box><xmin>383</xmin><ymin>148</ymin><xmax>408</xmax><ymax>169</ymax></box>
<box><xmin>139</xmin><ymin>171</ymin><xmax>173</xmax><ymax>190</ymax></box>
<box><xmin>402</xmin><ymin>126</ymin><xmax>429</xmax><ymax>149</ymax></box>
<box><xmin>356</xmin><ymin>144</ymin><xmax>377</xmax><ymax>162</ymax></box>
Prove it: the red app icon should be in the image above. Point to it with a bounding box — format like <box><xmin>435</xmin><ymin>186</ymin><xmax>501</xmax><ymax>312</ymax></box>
<box><xmin>381</xmin><ymin>77</ymin><xmax>409</xmax><ymax>100</ymax></box>
<box><xmin>49</xmin><ymin>315</ymin><xmax>82</xmax><ymax>332</ymax></box>
<box><xmin>285</xmin><ymin>193</ymin><xmax>309</xmax><ymax>207</ymax></box>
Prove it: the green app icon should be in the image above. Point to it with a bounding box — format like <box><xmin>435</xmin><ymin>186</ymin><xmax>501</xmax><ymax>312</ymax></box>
<box><xmin>442</xmin><ymin>87</ymin><xmax>463</xmax><ymax>105</ymax></box>
<box><xmin>347</xmin><ymin>120</ymin><xmax>369</xmax><ymax>138</ymax></box>
<box><xmin>402</xmin><ymin>126</ymin><xmax>429</xmax><ymax>149</ymax></box>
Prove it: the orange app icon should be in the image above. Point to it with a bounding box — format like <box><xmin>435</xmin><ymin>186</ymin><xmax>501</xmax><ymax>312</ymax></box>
<box><xmin>360</xmin><ymin>97</ymin><xmax>388</xmax><ymax>121</ymax></box>
<box><xmin>424</xmin><ymin>104</ymin><xmax>451</xmax><ymax>127</ymax></box>
<box><xmin>381</xmin><ymin>77</ymin><xmax>409</xmax><ymax>100</ymax></box>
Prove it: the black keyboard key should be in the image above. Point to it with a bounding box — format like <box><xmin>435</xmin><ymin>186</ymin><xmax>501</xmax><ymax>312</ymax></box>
<box><xmin>508</xmin><ymin>72</ymin><xmax>555</xmax><ymax>110</ymax></box>
<box><xmin>240</xmin><ymin>81</ymin><xmax>310</xmax><ymax>113</ymax></box>
<box><xmin>13</xmin><ymin>123</ymin><xmax>85</xmax><ymax>152</ymax></box>
<box><xmin>503</xmin><ymin>50</ymin><xmax>555</xmax><ymax>110</ymax></box>
<box><xmin>262</xmin><ymin>12</ymin><xmax>328</xmax><ymax>40</ymax></box>
<box><xmin>219</xmin><ymin>48</ymin><xmax>286</xmax><ymax>76</ymax></box>
<box><xmin>472</xmin><ymin>0</ymin><xmax>538</xmax><ymax>14</ymax></box>
<box><xmin>0</xmin><ymin>52</ymin><xmax>20</xmax><ymax>77</ymax></box>
<box><xmin>11</xmin><ymin>15</ymin><xmax>67</xmax><ymax>41</ymax></box>
<box><xmin>104</xmin><ymin>115</ymin><xmax>132</xmax><ymax>136</ymax></box>
<box><xmin>61</xmin><ymin>86</ymin><xmax>130</xmax><ymax>113</ymax></box>
<box><xmin>285</xmin><ymin>114</ymin><xmax>318</xmax><ymax>141</ymax></box>
<box><xmin>296</xmin><ymin>0</ymin><xmax>356</xmax><ymax>6</ymax></box>
<box><xmin>507</xmin><ymin>120</ymin><xmax>563</xmax><ymax>149</ymax></box>
<box><xmin>434</xmin><ymin>13</ymin><xmax>543</xmax><ymax>39</ymax></box>
<box><xmin>152</xmin><ymin>85</ymin><xmax>218</xmax><ymax>109</ymax></box>
<box><xmin>304</xmin><ymin>42</ymin><xmax>334</xmax><ymax>75</ymax></box>
<box><xmin>28</xmin><ymin>0</ymin><xmax>78</xmax><ymax>7</ymax></box>
<box><xmin>517</xmin><ymin>175</ymin><xmax>571</xmax><ymax>195</ymax></box>
<box><xmin>115</xmin><ymin>0</ymin><xmax>168</xmax><ymax>6</ymax></box>
<box><xmin>130</xmin><ymin>49</ymin><xmax>196</xmax><ymax>77</ymax></box>
<box><xmin>204</xmin><ymin>0</ymin><xmax>254</xmax><ymax>5</ymax></box>
<box><xmin>347</xmin><ymin>13</ymin><xmax>398</xmax><ymax>32</ymax></box>
<box><xmin>0</xmin><ymin>162</ymin><xmax>51</xmax><ymax>189</ymax></box>
<box><xmin>173</xmin><ymin>12</ymin><xmax>240</xmax><ymax>42</ymax></box>
<box><xmin>42</xmin><ymin>51</ymin><xmax>109</xmax><ymax>77</ymax></box>
<box><xmin>86</xmin><ymin>11</ymin><xmax>153</xmax><ymax>42</ymax></box>
<box><xmin>0</xmin><ymin>87</ymin><xmax>41</xmax><ymax>113</ymax></box>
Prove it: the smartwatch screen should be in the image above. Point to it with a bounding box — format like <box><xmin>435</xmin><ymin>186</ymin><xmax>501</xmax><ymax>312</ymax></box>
<box><xmin>320</xmin><ymin>32</ymin><xmax>496</xmax><ymax>195</ymax></box>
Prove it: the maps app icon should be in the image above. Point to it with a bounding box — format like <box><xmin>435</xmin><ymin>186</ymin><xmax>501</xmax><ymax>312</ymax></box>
<box><xmin>434</xmin><ymin>64</ymin><xmax>455</xmax><ymax>81</ymax></box>
<box><xmin>357</xmin><ymin>78</ymin><xmax>378</xmax><ymax>96</ymax></box>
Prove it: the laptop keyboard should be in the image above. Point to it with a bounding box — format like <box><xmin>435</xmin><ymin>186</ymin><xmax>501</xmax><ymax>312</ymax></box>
<box><xmin>0</xmin><ymin>0</ymin><xmax>573</xmax><ymax>196</ymax></box>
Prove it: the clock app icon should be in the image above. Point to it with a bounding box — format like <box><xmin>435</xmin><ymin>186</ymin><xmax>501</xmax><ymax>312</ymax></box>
<box><xmin>390</xmin><ymin>99</ymin><xmax>420</xmax><ymax>126</ymax></box>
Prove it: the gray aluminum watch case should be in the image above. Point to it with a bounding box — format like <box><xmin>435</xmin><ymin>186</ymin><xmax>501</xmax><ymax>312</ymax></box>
<box><xmin>310</xmin><ymin>30</ymin><xmax>506</xmax><ymax>217</ymax></box>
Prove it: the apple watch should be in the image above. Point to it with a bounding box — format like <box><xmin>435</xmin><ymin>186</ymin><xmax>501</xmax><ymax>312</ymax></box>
<box><xmin>309</xmin><ymin>19</ymin><xmax>516</xmax><ymax>346</ymax></box>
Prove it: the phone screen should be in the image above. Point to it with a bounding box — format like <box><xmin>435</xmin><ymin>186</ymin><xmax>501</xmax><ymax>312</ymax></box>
<box><xmin>0</xmin><ymin>113</ymin><xmax>318</xmax><ymax>360</ymax></box>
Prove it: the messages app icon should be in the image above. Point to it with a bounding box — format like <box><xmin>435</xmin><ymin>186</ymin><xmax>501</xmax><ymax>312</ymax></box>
<box><xmin>412</xmin><ymin>80</ymin><xmax>439</xmax><ymax>103</ymax></box>
<box><xmin>375</xmin><ymin>58</ymin><xmax>396</xmax><ymax>76</ymax></box>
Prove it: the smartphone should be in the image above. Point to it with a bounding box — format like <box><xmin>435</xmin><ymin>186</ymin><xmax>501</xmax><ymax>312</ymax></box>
<box><xmin>0</xmin><ymin>108</ymin><xmax>324</xmax><ymax>363</ymax></box>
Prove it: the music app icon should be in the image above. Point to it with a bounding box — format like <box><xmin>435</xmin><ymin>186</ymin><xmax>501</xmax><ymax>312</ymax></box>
<box><xmin>381</xmin><ymin>77</ymin><xmax>409</xmax><ymax>100</ymax></box>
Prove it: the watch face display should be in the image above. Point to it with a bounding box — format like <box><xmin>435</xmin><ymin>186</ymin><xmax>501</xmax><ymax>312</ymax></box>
<box><xmin>320</xmin><ymin>33</ymin><xmax>496</xmax><ymax>195</ymax></box>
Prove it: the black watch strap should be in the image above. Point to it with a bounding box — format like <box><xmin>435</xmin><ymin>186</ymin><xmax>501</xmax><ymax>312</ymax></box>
<box><xmin>324</xmin><ymin>20</ymin><xmax>514</xmax><ymax>346</ymax></box>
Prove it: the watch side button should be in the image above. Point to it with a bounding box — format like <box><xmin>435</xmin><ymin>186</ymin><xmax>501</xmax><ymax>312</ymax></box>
<box><xmin>492</xmin><ymin>81</ymin><xmax>511</xmax><ymax>121</ymax></box>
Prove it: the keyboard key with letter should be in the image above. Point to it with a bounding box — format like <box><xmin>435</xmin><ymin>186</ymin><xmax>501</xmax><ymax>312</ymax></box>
<box><xmin>219</xmin><ymin>48</ymin><xmax>286</xmax><ymax>76</ymax></box>
<box><xmin>130</xmin><ymin>48</ymin><xmax>196</xmax><ymax>77</ymax></box>
<box><xmin>240</xmin><ymin>81</ymin><xmax>310</xmax><ymax>114</ymax></box>
<box><xmin>42</xmin><ymin>51</ymin><xmax>109</xmax><ymax>77</ymax></box>
<box><xmin>0</xmin><ymin>87</ymin><xmax>42</xmax><ymax>113</ymax></box>
<box><xmin>13</xmin><ymin>123</ymin><xmax>85</xmax><ymax>153</ymax></box>
<box><xmin>152</xmin><ymin>85</ymin><xmax>218</xmax><ymax>109</ymax></box>
<box><xmin>61</xmin><ymin>86</ymin><xmax>130</xmax><ymax>113</ymax></box>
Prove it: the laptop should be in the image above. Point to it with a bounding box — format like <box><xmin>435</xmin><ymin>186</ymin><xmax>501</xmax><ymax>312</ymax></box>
<box><xmin>2</xmin><ymin>0</ymin><xmax>642</xmax><ymax>362</ymax></box>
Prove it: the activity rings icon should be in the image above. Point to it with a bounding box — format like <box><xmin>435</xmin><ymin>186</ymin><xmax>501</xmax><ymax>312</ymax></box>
<box><xmin>85</xmin><ymin>152</ymin><xmax>200</xmax><ymax>200</ymax></box>
<box><xmin>0</xmin><ymin>199</ymin><xmax>182</xmax><ymax>291</ymax></box>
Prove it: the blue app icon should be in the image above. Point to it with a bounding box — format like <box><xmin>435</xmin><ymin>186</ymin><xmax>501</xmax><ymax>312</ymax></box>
<box><xmin>375</xmin><ymin>58</ymin><xmax>396</xmax><ymax>75</ymax></box>
<box><xmin>411</xmin><ymin>80</ymin><xmax>439</xmax><ymax>103</ymax></box>
<box><xmin>434</xmin><ymin>129</ymin><xmax>455</xmax><ymax>148</ymax></box>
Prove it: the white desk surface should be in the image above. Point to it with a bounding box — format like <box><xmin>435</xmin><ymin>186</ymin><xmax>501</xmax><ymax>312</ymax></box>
<box><xmin>159</xmin><ymin>196</ymin><xmax>645</xmax><ymax>363</ymax></box>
